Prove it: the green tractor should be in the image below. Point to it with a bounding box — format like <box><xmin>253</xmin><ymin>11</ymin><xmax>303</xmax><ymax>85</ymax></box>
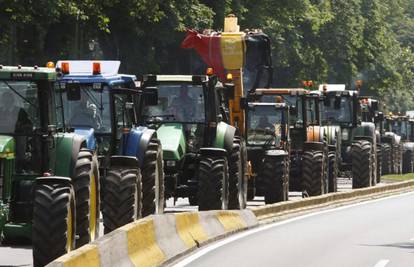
<box><xmin>381</xmin><ymin>114</ymin><xmax>403</xmax><ymax>175</ymax></box>
<box><xmin>241</xmin><ymin>91</ymin><xmax>290</xmax><ymax>203</ymax></box>
<box><xmin>139</xmin><ymin>74</ymin><xmax>244</xmax><ymax>210</ymax></box>
<box><xmin>0</xmin><ymin>65</ymin><xmax>97</xmax><ymax>266</ymax></box>
<box><xmin>315</xmin><ymin>84</ymin><xmax>377</xmax><ymax>188</ymax></box>
<box><xmin>385</xmin><ymin>115</ymin><xmax>414</xmax><ymax>174</ymax></box>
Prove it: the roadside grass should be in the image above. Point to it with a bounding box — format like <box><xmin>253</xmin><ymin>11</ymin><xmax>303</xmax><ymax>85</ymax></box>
<box><xmin>382</xmin><ymin>173</ymin><xmax>414</xmax><ymax>181</ymax></box>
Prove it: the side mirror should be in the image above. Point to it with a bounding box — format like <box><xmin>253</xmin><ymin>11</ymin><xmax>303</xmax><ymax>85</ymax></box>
<box><xmin>66</xmin><ymin>83</ymin><xmax>81</xmax><ymax>101</ymax></box>
<box><xmin>143</xmin><ymin>87</ymin><xmax>158</xmax><ymax>106</ymax></box>
<box><xmin>240</xmin><ymin>97</ymin><xmax>248</xmax><ymax>110</ymax></box>
<box><xmin>334</xmin><ymin>96</ymin><xmax>341</xmax><ymax>109</ymax></box>
<box><xmin>224</xmin><ymin>83</ymin><xmax>235</xmax><ymax>99</ymax></box>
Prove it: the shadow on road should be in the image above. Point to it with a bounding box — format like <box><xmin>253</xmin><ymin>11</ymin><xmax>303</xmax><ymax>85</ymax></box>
<box><xmin>360</xmin><ymin>242</ymin><xmax>414</xmax><ymax>252</ymax></box>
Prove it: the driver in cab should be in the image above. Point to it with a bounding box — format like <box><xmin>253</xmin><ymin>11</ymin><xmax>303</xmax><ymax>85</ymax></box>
<box><xmin>69</xmin><ymin>92</ymin><xmax>102</xmax><ymax>129</ymax></box>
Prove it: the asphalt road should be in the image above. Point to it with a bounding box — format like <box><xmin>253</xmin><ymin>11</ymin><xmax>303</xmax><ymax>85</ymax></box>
<box><xmin>0</xmin><ymin>177</ymin><xmax>377</xmax><ymax>266</ymax></box>
<box><xmin>173</xmin><ymin>191</ymin><xmax>414</xmax><ymax>267</ymax></box>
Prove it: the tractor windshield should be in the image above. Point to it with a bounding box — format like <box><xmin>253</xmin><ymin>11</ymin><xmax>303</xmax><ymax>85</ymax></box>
<box><xmin>247</xmin><ymin>105</ymin><xmax>284</xmax><ymax>146</ymax></box>
<box><xmin>392</xmin><ymin>120</ymin><xmax>408</xmax><ymax>139</ymax></box>
<box><xmin>321</xmin><ymin>96</ymin><xmax>352</xmax><ymax>125</ymax></box>
<box><xmin>61</xmin><ymin>84</ymin><xmax>111</xmax><ymax>133</ymax></box>
<box><xmin>0</xmin><ymin>81</ymin><xmax>40</xmax><ymax>134</ymax></box>
<box><xmin>144</xmin><ymin>83</ymin><xmax>205</xmax><ymax>123</ymax></box>
<box><xmin>283</xmin><ymin>95</ymin><xmax>304</xmax><ymax>126</ymax></box>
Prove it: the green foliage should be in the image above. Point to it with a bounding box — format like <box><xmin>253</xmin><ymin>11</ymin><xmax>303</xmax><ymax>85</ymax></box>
<box><xmin>0</xmin><ymin>0</ymin><xmax>413</xmax><ymax>111</ymax></box>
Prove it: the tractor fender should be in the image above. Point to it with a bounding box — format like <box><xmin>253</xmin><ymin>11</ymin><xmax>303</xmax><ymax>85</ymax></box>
<box><xmin>35</xmin><ymin>176</ymin><xmax>72</xmax><ymax>185</ymax></box>
<box><xmin>199</xmin><ymin>147</ymin><xmax>227</xmax><ymax>158</ymax></box>
<box><xmin>403</xmin><ymin>142</ymin><xmax>414</xmax><ymax>152</ymax></box>
<box><xmin>119</xmin><ymin>126</ymin><xmax>156</xmax><ymax>168</ymax></box>
<box><xmin>264</xmin><ymin>149</ymin><xmax>288</xmax><ymax>157</ymax></box>
<box><xmin>54</xmin><ymin>133</ymin><xmax>87</xmax><ymax>178</ymax></box>
<box><xmin>353</xmin><ymin>122</ymin><xmax>376</xmax><ymax>146</ymax></box>
<box><xmin>74</xmin><ymin>127</ymin><xmax>96</xmax><ymax>150</ymax></box>
<box><xmin>214</xmin><ymin>121</ymin><xmax>236</xmax><ymax>154</ymax></box>
<box><xmin>110</xmin><ymin>155</ymin><xmax>140</xmax><ymax>169</ymax></box>
<box><xmin>303</xmin><ymin>141</ymin><xmax>325</xmax><ymax>151</ymax></box>
<box><xmin>384</xmin><ymin>132</ymin><xmax>401</xmax><ymax>145</ymax></box>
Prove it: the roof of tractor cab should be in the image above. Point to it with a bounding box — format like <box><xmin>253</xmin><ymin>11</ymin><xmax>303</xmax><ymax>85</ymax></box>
<box><xmin>248</xmin><ymin>102</ymin><xmax>287</xmax><ymax>109</ymax></box>
<box><xmin>0</xmin><ymin>65</ymin><xmax>57</xmax><ymax>80</ymax></box>
<box><xmin>254</xmin><ymin>88</ymin><xmax>309</xmax><ymax>95</ymax></box>
<box><xmin>56</xmin><ymin>60</ymin><xmax>136</xmax><ymax>86</ymax></box>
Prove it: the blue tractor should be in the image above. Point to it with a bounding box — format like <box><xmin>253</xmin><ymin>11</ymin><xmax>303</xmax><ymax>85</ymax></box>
<box><xmin>56</xmin><ymin>61</ymin><xmax>164</xmax><ymax>233</ymax></box>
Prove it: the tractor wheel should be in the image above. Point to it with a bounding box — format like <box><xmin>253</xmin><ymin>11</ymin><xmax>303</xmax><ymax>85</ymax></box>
<box><xmin>328</xmin><ymin>151</ymin><xmax>338</xmax><ymax>193</ymax></box>
<box><xmin>402</xmin><ymin>149</ymin><xmax>414</xmax><ymax>174</ymax></box>
<box><xmin>239</xmin><ymin>140</ymin><xmax>248</xmax><ymax>209</ymax></box>
<box><xmin>352</xmin><ymin>140</ymin><xmax>372</xmax><ymax>188</ymax></box>
<box><xmin>381</xmin><ymin>143</ymin><xmax>391</xmax><ymax>176</ymax></box>
<box><xmin>33</xmin><ymin>183</ymin><xmax>75</xmax><ymax>267</ymax></box>
<box><xmin>247</xmin><ymin>177</ymin><xmax>256</xmax><ymax>201</ymax></box>
<box><xmin>376</xmin><ymin>144</ymin><xmax>382</xmax><ymax>183</ymax></box>
<box><xmin>228</xmin><ymin>142</ymin><xmax>242</xmax><ymax>209</ymax></box>
<box><xmin>102</xmin><ymin>167</ymin><xmax>141</xmax><ymax>234</ymax></box>
<box><xmin>302</xmin><ymin>150</ymin><xmax>324</xmax><ymax>196</ymax></box>
<box><xmin>73</xmin><ymin>149</ymin><xmax>99</xmax><ymax>247</ymax></box>
<box><xmin>262</xmin><ymin>156</ymin><xmax>287</xmax><ymax>204</ymax></box>
<box><xmin>142</xmin><ymin>138</ymin><xmax>165</xmax><ymax>217</ymax></box>
<box><xmin>198</xmin><ymin>156</ymin><xmax>229</xmax><ymax>211</ymax></box>
<box><xmin>371</xmin><ymin>148</ymin><xmax>377</xmax><ymax>186</ymax></box>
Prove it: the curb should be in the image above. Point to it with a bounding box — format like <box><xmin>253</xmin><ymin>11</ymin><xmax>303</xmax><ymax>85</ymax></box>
<box><xmin>251</xmin><ymin>180</ymin><xmax>414</xmax><ymax>220</ymax></box>
<box><xmin>47</xmin><ymin>210</ymin><xmax>257</xmax><ymax>267</ymax></box>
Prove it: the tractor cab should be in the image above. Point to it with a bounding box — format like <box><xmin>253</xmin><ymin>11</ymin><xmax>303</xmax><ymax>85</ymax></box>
<box><xmin>245</xmin><ymin>102</ymin><xmax>289</xmax><ymax>150</ymax></box>
<box><xmin>140</xmin><ymin>74</ymin><xmax>240</xmax><ymax>210</ymax></box>
<box><xmin>0</xmin><ymin>65</ymin><xmax>62</xmax><ymax>240</ymax></box>
<box><xmin>56</xmin><ymin>61</ymin><xmax>153</xmax><ymax>163</ymax></box>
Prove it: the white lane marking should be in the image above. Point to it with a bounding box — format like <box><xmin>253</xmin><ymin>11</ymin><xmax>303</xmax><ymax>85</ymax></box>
<box><xmin>173</xmin><ymin>191</ymin><xmax>414</xmax><ymax>267</ymax></box>
<box><xmin>374</xmin><ymin>259</ymin><xmax>390</xmax><ymax>267</ymax></box>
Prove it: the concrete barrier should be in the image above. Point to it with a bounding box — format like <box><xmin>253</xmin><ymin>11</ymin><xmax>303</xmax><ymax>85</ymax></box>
<box><xmin>251</xmin><ymin>180</ymin><xmax>414</xmax><ymax>220</ymax></box>
<box><xmin>47</xmin><ymin>210</ymin><xmax>257</xmax><ymax>267</ymax></box>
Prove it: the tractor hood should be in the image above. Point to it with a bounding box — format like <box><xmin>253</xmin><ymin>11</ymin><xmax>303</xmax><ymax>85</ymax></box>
<box><xmin>0</xmin><ymin>135</ymin><xmax>14</xmax><ymax>159</ymax></box>
<box><xmin>74</xmin><ymin>127</ymin><xmax>96</xmax><ymax>150</ymax></box>
<box><xmin>156</xmin><ymin>123</ymin><xmax>186</xmax><ymax>161</ymax></box>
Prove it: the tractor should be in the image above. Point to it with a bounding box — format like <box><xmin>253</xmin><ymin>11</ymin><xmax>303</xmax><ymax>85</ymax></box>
<box><xmin>314</xmin><ymin>84</ymin><xmax>377</xmax><ymax>188</ymax></box>
<box><xmin>139</xmin><ymin>74</ymin><xmax>242</xmax><ymax>211</ymax></box>
<box><xmin>56</xmin><ymin>60</ymin><xmax>164</xmax><ymax>233</ymax></box>
<box><xmin>248</xmin><ymin>88</ymin><xmax>329</xmax><ymax>197</ymax></box>
<box><xmin>384</xmin><ymin>115</ymin><xmax>414</xmax><ymax>174</ymax></box>
<box><xmin>181</xmin><ymin>15</ymin><xmax>273</xmax><ymax>203</ymax></box>
<box><xmin>0</xmin><ymin>64</ymin><xmax>97</xmax><ymax>266</ymax></box>
<box><xmin>241</xmin><ymin>90</ymin><xmax>290</xmax><ymax>203</ymax></box>
<box><xmin>359</xmin><ymin>97</ymin><xmax>384</xmax><ymax>182</ymax></box>
<box><xmin>381</xmin><ymin>114</ymin><xmax>403</xmax><ymax>175</ymax></box>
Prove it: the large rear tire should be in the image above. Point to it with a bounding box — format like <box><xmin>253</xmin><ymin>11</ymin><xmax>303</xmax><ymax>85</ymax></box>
<box><xmin>381</xmin><ymin>143</ymin><xmax>391</xmax><ymax>175</ymax></box>
<box><xmin>228</xmin><ymin>142</ymin><xmax>242</xmax><ymax>209</ymax></box>
<box><xmin>376</xmin><ymin>144</ymin><xmax>382</xmax><ymax>183</ymax></box>
<box><xmin>302</xmin><ymin>150</ymin><xmax>324</xmax><ymax>196</ymax></box>
<box><xmin>142</xmin><ymin>138</ymin><xmax>165</xmax><ymax>217</ymax></box>
<box><xmin>352</xmin><ymin>140</ymin><xmax>372</xmax><ymax>188</ymax></box>
<box><xmin>262</xmin><ymin>156</ymin><xmax>287</xmax><ymax>204</ymax></box>
<box><xmin>73</xmin><ymin>149</ymin><xmax>98</xmax><ymax>247</ymax></box>
<box><xmin>328</xmin><ymin>151</ymin><xmax>338</xmax><ymax>193</ymax></box>
<box><xmin>198</xmin><ymin>156</ymin><xmax>229</xmax><ymax>211</ymax></box>
<box><xmin>102</xmin><ymin>167</ymin><xmax>141</xmax><ymax>234</ymax></box>
<box><xmin>402</xmin><ymin>149</ymin><xmax>413</xmax><ymax>174</ymax></box>
<box><xmin>33</xmin><ymin>183</ymin><xmax>75</xmax><ymax>267</ymax></box>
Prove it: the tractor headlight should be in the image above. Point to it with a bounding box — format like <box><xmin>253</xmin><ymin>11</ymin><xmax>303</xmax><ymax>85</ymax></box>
<box><xmin>166</xmin><ymin>160</ymin><xmax>176</xmax><ymax>167</ymax></box>
<box><xmin>342</xmin><ymin>129</ymin><xmax>349</xmax><ymax>141</ymax></box>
